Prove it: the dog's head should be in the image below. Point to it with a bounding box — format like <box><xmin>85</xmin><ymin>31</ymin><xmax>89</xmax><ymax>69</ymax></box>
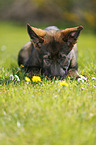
<box><xmin>27</xmin><ymin>24</ymin><xmax>83</xmax><ymax>78</ymax></box>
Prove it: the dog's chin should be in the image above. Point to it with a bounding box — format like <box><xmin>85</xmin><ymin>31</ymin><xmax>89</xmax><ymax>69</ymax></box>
<box><xmin>42</xmin><ymin>68</ymin><xmax>67</xmax><ymax>79</ymax></box>
<box><xmin>43</xmin><ymin>73</ymin><xmax>66</xmax><ymax>80</ymax></box>
<box><xmin>50</xmin><ymin>76</ymin><xmax>66</xmax><ymax>80</ymax></box>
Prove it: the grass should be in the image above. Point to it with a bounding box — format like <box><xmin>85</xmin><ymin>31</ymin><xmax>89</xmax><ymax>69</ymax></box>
<box><xmin>0</xmin><ymin>21</ymin><xmax>96</xmax><ymax>145</ymax></box>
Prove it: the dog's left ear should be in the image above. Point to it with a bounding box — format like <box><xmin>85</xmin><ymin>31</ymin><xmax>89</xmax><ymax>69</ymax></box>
<box><xmin>61</xmin><ymin>25</ymin><xmax>83</xmax><ymax>47</ymax></box>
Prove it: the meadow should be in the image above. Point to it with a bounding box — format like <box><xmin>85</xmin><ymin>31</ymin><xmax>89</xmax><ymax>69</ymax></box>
<box><xmin>0</xmin><ymin>22</ymin><xmax>96</xmax><ymax>145</ymax></box>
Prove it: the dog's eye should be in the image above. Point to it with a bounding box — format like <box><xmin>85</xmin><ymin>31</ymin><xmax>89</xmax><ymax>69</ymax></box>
<box><xmin>58</xmin><ymin>54</ymin><xmax>67</xmax><ymax>66</ymax></box>
<box><xmin>43</xmin><ymin>55</ymin><xmax>51</xmax><ymax>66</ymax></box>
<box><xmin>43</xmin><ymin>55</ymin><xmax>49</xmax><ymax>59</ymax></box>
<box><xmin>43</xmin><ymin>59</ymin><xmax>51</xmax><ymax>66</ymax></box>
<box><xmin>59</xmin><ymin>54</ymin><xmax>66</xmax><ymax>59</ymax></box>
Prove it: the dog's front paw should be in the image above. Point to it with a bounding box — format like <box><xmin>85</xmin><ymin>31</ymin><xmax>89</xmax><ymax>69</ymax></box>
<box><xmin>67</xmin><ymin>69</ymin><xmax>79</xmax><ymax>79</ymax></box>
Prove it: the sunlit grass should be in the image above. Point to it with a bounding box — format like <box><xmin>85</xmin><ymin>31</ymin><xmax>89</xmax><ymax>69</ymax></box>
<box><xmin>0</xmin><ymin>22</ymin><xmax>96</xmax><ymax>145</ymax></box>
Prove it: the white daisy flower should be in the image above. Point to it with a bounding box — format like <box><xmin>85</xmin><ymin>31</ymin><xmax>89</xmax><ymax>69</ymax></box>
<box><xmin>92</xmin><ymin>77</ymin><xmax>96</xmax><ymax>80</ymax></box>
<box><xmin>15</xmin><ymin>75</ymin><xmax>20</xmax><ymax>81</ymax></box>
<box><xmin>80</xmin><ymin>75</ymin><xmax>87</xmax><ymax>80</ymax></box>
<box><xmin>10</xmin><ymin>74</ymin><xmax>14</xmax><ymax>81</ymax></box>
<box><xmin>78</xmin><ymin>78</ymin><xmax>84</xmax><ymax>82</ymax></box>
<box><xmin>17</xmin><ymin>121</ymin><xmax>21</xmax><ymax>127</ymax></box>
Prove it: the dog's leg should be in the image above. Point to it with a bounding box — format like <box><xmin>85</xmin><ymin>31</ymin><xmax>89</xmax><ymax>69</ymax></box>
<box><xmin>18</xmin><ymin>41</ymin><xmax>33</xmax><ymax>66</ymax></box>
<box><xmin>67</xmin><ymin>45</ymin><xmax>79</xmax><ymax>79</ymax></box>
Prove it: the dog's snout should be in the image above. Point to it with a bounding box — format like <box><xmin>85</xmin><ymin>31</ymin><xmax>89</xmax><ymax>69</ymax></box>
<box><xmin>50</xmin><ymin>64</ymin><xmax>66</xmax><ymax>77</ymax></box>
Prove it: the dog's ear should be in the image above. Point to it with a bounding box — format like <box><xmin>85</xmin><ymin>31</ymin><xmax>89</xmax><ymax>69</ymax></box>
<box><xmin>27</xmin><ymin>24</ymin><xmax>46</xmax><ymax>48</ymax></box>
<box><xmin>61</xmin><ymin>25</ymin><xmax>83</xmax><ymax>47</ymax></box>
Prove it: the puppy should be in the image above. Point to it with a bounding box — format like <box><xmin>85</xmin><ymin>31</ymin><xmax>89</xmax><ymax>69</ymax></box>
<box><xmin>18</xmin><ymin>24</ymin><xmax>83</xmax><ymax>79</ymax></box>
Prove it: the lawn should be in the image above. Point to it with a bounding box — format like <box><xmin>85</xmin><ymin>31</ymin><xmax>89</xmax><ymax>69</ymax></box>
<box><xmin>0</xmin><ymin>22</ymin><xmax>96</xmax><ymax>145</ymax></box>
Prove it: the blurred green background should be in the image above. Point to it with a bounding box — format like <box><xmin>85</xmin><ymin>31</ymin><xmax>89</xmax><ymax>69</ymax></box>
<box><xmin>0</xmin><ymin>0</ymin><xmax>96</xmax><ymax>31</ymax></box>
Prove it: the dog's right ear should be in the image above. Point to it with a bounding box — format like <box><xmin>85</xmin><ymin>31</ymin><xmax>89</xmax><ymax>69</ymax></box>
<box><xmin>27</xmin><ymin>24</ymin><xmax>46</xmax><ymax>48</ymax></box>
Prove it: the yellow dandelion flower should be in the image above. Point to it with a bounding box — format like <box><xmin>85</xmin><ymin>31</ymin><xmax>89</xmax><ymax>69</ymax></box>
<box><xmin>32</xmin><ymin>76</ymin><xmax>41</xmax><ymax>82</ymax></box>
<box><xmin>25</xmin><ymin>77</ymin><xmax>31</xmax><ymax>82</ymax></box>
<box><xmin>68</xmin><ymin>76</ymin><xmax>70</xmax><ymax>80</ymax></box>
<box><xmin>59</xmin><ymin>81</ymin><xmax>68</xmax><ymax>87</ymax></box>
<box><xmin>20</xmin><ymin>64</ymin><xmax>24</xmax><ymax>67</ymax></box>
<box><xmin>82</xmin><ymin>69</ymin><xmax>84</xmax><ymax>75</ymax></box>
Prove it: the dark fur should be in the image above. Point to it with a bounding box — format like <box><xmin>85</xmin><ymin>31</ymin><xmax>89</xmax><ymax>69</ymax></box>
<box><xmin>18</xmin><ymin>24</ymin><xmax>83</xmax><ymax>79</ymax></box>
